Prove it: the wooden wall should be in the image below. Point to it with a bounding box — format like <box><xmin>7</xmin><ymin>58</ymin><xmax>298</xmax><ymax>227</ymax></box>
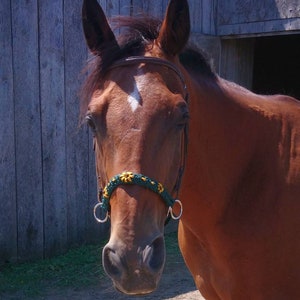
<box><xmin>0</xmin><ymin>0</ymin><xmax>204</xmax><ymax>264</ymax></box>
<box><xmin>0</xmin><ymin>0</ymin><xmax>105</xmax><ymax>263</ymax></box>
<box><xmin>1</xmin><ymin>0</ymin><xmax>299</xmax><ymax>263</ymax></box>
<box><xmin>217</xmin><ymin>0</ymin><xmax>300</xmax><ymax>36</ymax></box>
<box><xmin>219</xmin><ymin>39</ymin><xmax>255</xmax><ymax>89</ymax></box>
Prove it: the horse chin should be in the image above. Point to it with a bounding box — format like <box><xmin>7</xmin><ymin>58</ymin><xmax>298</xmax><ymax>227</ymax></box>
<box><xmin>112</xmin><ymin>273</ymin><xmax>161</xmax><ymax>295</ymax></box>
<box><xmin>114</xmin><ymin>284</ymin><xmax>157</xmax><ymax>296</ymax></box>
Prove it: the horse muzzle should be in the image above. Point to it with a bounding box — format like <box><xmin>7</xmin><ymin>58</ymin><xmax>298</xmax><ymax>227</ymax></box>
<box><xmin>102</xmin><ymin>235</ymin><xmax>165</xmax><ymax>295</ymax></box>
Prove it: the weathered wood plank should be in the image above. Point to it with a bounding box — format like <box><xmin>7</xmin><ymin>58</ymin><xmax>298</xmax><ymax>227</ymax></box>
<box><xmin>219</xmin><ymin>38</ymin><xmax>254</xmax><ymax>89</ymax></box>
<box><xmin>39</xmin><ymin>0</ymin><xmax>67</xmax><ymax>258</ymax></box>
<box><xmin>0</xmin><ymin>0</ymin><xmax>17</xmax><ymax>263</ymax></box>
<box><xmin>85</xmin><ymin>0</ymin><xmax>131</xmax><ymax>37</ymax></box>
<box><xmin>11</xmin><ymin>0</ymin><xmax>44</xmax><ymax>261</ymax></box>
<box><xmin>119</xmin><ymin>0</ymin><xmax>132</xmax><ymax>16</ymax></box>
<box><xmin>218</xmin><ymin>0</ymin><xmax>300</xmax><ymax>25</ymax></box>
<box><xmin>143</xmin><ymin>0</ymin><xmax>164</xmax><ymax>18</ymax></box>
<box><xmin>103</xmin><ymin>0</ymin><xmax>118</xmax><ymax>17</ymax></box>
<box><xmin>218</xmin><ymin>18</ymin><xmax>300</xmax><ymax>36</ymax></box>
<box><xmin>131</xmin><ymin>0</ymin><xmax>163</xmax><ymax>17</ymax></box>
<box><xmin>189</xmin><ymin>0</ymin><xmax>202</xmax><ymax>33</ymax></box>
<box><xmin>64</xmin><ymin>0</ymin><xmax>92</xmax><ymax>246</ymax></box>
<box><xmin>202</xmin><ymin>0</ymin><xmax>218</xmax><ymax>35</ymax></box>
<box><xmin>217</xmin><ymin>0</ymin><xmax>300</xmax><ymax>35</ymax></box>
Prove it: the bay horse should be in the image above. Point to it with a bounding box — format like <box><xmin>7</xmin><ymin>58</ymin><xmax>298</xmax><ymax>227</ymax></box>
<box><xmin>81</xmin><ymin>0</ymin><xmax>300</xmax><ymax>298</ymax></box>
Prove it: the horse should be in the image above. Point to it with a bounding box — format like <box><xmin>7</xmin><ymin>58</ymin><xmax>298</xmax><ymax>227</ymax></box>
<box><xmin>81</xmin><ymin>0</ymin><xmax>300</xmax><ymax>298</ymax></box>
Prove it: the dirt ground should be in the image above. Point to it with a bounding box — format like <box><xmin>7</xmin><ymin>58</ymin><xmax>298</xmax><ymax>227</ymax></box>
<box><xmin>45</xmin><ymin>225</ymin><xmax>205</xmax><ymax>300</ymax></box>
<box><xmin>44</xmin><ymin>255</ymin><xmax>203</xmax><ymax>300</ymax></box>
<box><xmin>3</xmin><ymin>222</ymin><xmax>205</xmax><ymax>300</ymax></box>
<box><xmin>3</xmin><ymin>249</ymin><xmax>204</xmax><ymax>300</ymax></box>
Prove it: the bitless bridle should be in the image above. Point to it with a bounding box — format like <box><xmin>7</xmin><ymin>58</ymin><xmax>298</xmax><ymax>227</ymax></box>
<box><xmin>92</xmin><ymin>56</ymin><xmax>189</xmax><ymax>223</ymax></box>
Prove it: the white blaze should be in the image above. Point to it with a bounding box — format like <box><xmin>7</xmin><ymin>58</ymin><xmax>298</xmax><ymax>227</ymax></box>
<box><xmin>127</xmin><ymin>69</ymin><xmax>145</xmax><ymax>112</ymax></box>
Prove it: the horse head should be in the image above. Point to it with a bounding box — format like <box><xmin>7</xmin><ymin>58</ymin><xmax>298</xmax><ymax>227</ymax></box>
<box><xmin>82</xmin><ymin>0</ymin><xmax>190</xmax><ymax>294</ymax></box>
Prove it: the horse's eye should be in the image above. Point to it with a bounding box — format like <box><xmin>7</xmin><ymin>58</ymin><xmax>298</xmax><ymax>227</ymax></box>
<box><xmin>177</xmin><ymin>112</ymin><xmax>189</xmax><ymax>129</ymax></box>
<box><xmin>176</xmin><ymin>103</ymin><xmax>190</xmax><ymax>129</ymax></box>
<box><xmin>182</xmin><ymin>111</ymin><xmax>190</xmax><ymax>121</ymax></box>
<box><xmin>86</xmin><ymin>115</ymin><xmax>96</xmax><ymax>133</ymax></box>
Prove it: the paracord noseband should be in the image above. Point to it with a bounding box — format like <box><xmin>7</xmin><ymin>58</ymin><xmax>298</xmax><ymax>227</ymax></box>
<box><xmin>93</xmin><ymin>172</ymin><xmax>183</xmax><ymax>223</ymax></box>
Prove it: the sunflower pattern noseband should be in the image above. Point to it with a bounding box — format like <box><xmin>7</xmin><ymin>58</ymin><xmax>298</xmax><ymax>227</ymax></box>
<box><xmin>93</xmin><ymin>172</ymin><xmax>183</xmax><ymax>223</ymax></box>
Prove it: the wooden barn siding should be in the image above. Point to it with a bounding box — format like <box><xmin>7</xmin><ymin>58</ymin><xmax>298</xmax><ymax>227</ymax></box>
<box><xmin>0</xmin><ymin>0</ymin><xmax>107</xmax><ymax>264</ymax></box>
<box><xmin>0</xmin><ymin>0</ymin><xmax>211</xmax><ymax>264</ymax></box>
<box><xmin>217</xmin><ymin>0</ymin><xmax>300</xmax><ymax>35</ymax></box>
<box><xmin>219</xmin><ymin>39</ymin><xmax>255</xmax><ymax>89</ymax></box>
<box><xmin>2</xmin><ymin>0</ymin><xmax>298</xmax><ymax>263</ymax></box>
<box><xmin>12</xmin><ymin>0</ymin><xmax>44</xmax><ymax>262</ymax></box>
<box><xmin>0</xmin><ymin>0</ymin><xmax>17</xmax><ymax>263</ymax></box>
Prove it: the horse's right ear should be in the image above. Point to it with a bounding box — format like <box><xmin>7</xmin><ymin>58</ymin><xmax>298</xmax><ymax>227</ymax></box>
<box><xmin>82</xmin><ymin>0</ymin><xmax>119</xmax><ymax>55</ymax></box>
<box><xmin>157</xmin><ymin>0</ymin><xmax>190</xmax><ymax>56</ymax></box>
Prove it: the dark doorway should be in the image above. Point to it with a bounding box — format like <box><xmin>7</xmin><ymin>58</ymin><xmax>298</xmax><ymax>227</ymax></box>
<box><xmin>252</xmin><ymin>34</ymin><xmax>300</xmax><ymax>100</ymax></box>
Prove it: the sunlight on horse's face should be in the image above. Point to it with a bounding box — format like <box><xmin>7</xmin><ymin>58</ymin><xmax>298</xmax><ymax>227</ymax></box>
<box><xmin>88</xmin><ymin>62</ymin><xmax>188</xmax><ymax>294</ymax></box>
<box><xmin>82</xmin><ymin>0</ymin><xmax>191</xmax><ymax>293</ymax></box>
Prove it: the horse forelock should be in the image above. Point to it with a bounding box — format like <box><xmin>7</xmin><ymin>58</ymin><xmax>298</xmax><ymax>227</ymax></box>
<box><xmin>80</xmin><ymin>15</ymin><xmax>215</xmax><ymax>120</ymax></box>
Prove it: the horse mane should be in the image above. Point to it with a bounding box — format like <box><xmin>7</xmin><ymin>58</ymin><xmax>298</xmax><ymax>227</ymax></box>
<box><xmin>80</xmin><ymin>15</ymin><xmax>216</xmax><ymax>117</ymax></box>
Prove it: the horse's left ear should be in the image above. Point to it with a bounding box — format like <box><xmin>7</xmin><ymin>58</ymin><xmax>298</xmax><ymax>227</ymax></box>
<box><xmin>157</xmin><ymin>0</ymin><xmax>190</xmax><ymax>56</ymax></box>
<box><xmin>82</xmin><ymin>0</ymin><xmax>119</xmax><ymax>55</ymax></box>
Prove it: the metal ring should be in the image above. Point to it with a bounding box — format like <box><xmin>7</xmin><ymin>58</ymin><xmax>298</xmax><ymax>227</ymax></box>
<box><xmin>93</xmin><ymin>202</ymin><xmax>109</xmax><ymax>223</ymax></box>
<box><xmin>168</xmin><ymin>199</ymin><xmax>183</xmax><ymax>220</ymax></box>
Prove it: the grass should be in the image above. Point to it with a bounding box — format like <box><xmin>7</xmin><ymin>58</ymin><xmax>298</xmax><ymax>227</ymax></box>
<box><xmin>0</xmin><ymin>232</ymin><xmax>179</xmax><ymax>298</ymax></box>
<box><xmin>0</xmin><ymin>242</ymin><xmax>106</xmax><ymax>297</ymax></box>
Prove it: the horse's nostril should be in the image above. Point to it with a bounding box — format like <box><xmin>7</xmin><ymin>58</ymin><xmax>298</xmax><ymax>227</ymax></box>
<box><xmin>102</xmin><ymin>237</ymin><xmax>165</xmax><ymax>295</ymax></box>
<box><xmin>102</xmin><ymin>245</ymin><xmax>123</xmax><ymax>278</ymax></box>
<box><xmin>144</xmin><ymin>236</ymin><xmax>165</xmax><ymax>272</ymax></box>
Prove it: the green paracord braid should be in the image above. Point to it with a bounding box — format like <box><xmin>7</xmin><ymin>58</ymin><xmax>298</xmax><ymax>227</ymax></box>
<box><xmin>100</xmin><ymin>172</ymin><xmax>176</xmax><ymax>211</ymax></box>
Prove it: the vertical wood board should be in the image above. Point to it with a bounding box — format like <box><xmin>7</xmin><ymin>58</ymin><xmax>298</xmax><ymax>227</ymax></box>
<box><xmin>189</xmin><ymin>0</ymin><xmax>203</xmax><ymax>33</ymax></box>
<box><xmin>11</xmin><ymin>0</ymin><xmax>44</xmax><ymax>261</ymax></box>
<box><xmin>0</xmin><ymin>0</ymin><xmax>17</xmax><ymax>262</ymax></box>
<box><xmin>131</xmin><ymin>0</ymin><xmax>164</xmax><ymax>18</ymax></box>
<box><xmin>39</xmin><ymin>0</ymin><xmax>68</xmax><ymax>258</ymax></box>
<box><xmin>218</xmin><ymin>0</ymin><xmax>300</xmax><ymax>25</ymax></box>
<box><xmin>217</xmin><ymin>0</ymin><xmax>300</xmax><ymax>35</ymax></box>
<box><xmin>202</xmin><ymin>0</ymin><xmax>217</xmax><ymax>35</ymax></box>
<box><xmin>220</xmin><ymin>38</ymin><xmax>255</xmax><ymax>89</ymax></box>
<box><xmin>64</xmin><ymin>0</ymin><xmax>91</xmax><ymax>247</ymax></box>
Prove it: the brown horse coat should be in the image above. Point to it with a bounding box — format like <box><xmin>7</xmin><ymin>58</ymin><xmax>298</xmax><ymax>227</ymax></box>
<box><xmin>82</xmin><ymin>0</ymin><xmax>300</xmax><ymax>298</ymax></box>
<box><xmin>180</xmin><ymin>78</ymin><xmax>300</xmax><ymax>299</ymax></box>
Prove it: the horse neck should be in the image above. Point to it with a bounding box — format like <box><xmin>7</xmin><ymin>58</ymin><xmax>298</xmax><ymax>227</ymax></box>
<box><xmin>181</xmin><ymin>75</ymin><xmax>258</xmax><ymax>226</ymax></box>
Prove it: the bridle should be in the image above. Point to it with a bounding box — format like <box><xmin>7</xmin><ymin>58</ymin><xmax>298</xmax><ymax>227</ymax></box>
<box><xmin>93</xmin><ymin>56</ymin><xmax>189</xmax><ymax>223</ymax></box>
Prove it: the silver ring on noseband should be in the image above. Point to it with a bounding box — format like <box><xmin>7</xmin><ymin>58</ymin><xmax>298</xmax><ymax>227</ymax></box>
<box><xmin>93</xmin><ymin>202</ymin><xmax>109</xmax><ymax>223</ymax></box>
<box><xmin>168</xmin><ymin>199</ymin><xmax>183</xmax><ymax>220</ymax></box>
